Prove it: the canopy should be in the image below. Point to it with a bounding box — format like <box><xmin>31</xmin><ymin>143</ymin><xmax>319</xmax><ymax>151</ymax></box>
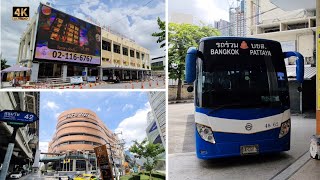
<box><xmin>1</xmin><ymin>64</ymin><xmax>30</xmax><ymax>73</ymax></box>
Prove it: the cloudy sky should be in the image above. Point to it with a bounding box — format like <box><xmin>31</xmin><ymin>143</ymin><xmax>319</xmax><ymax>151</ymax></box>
<box><xmin>168</xmin><ymin>0</ymin><xmax>230</xmax><ymax>24</ymax></box>
<box><xmin>39</xmin><ymin>91</ymin><xmax>152</xmax><ymax>153</ymax></box>
<box><xmin>1</xmin><ymin>0</ymin><xmax>165</xmax><ymax>66</ymax></box>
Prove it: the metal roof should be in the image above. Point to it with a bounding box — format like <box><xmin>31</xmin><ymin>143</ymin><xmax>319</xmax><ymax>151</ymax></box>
<box><xmin>286</xmin><ymin>66</ymin><xmax>316</xmax><ymax>80</ymax></box>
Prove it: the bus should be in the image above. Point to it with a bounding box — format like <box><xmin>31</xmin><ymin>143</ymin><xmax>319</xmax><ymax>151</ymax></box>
<box><xmin>185</xmin><ymin>37</ymin><xmax>304</xmax><ymax>159</ymax></box>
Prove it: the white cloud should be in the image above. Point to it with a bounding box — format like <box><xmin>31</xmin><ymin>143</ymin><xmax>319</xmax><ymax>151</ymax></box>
<box><xmin>122</xmin><ymin>104</ymin><xmax>134</xmax><ymax>112</ymax></box>
<box><xmin>45</xmin><ymin>101</ymin><xmax>59</xmax><ymax>110</ymax></box>
<box><xmin>169</xmin><ymin>0</ymin><xmax>229</xmax><ymax>24</ymax></box>
<box><xmin>39</xmin><ymin>141</ymin><xmax>49</xmax><ymax>153</ymax></box>
<box><xmin>97</xmin><ymin>107</ymin><xmax>101</xmax><ymax>112</ymax></box>
<box><xmin>115</xmin><ymin>104</ymin><xmax>151</xmax><ymax>148</ymax></box>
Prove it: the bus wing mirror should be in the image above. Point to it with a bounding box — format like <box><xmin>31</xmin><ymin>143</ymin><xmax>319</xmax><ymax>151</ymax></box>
<box><xmin>283</xmin><ymin>51</ymin><xmax>304</xmax><ymax>83</ymax></box>
<box><xmin>185</xmin><ymin>47</ymin><xmax>198</xmax><ymax>83</ymax></box>
<box><xmin>187</xmin><ymin>86</ymin><xmax>194</xmax><ymax>92</ymax></box>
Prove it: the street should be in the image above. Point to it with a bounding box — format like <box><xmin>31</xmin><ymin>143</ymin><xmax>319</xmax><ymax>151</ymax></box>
<box><xmin>0</xmin><ymin>79</ymin><xmax>165</xmax><ymax>89</ymax></box>
<box><xmin>168</xmin><ymin>103</ymin><xmax>319</xmax><ymax>180</ymax></box>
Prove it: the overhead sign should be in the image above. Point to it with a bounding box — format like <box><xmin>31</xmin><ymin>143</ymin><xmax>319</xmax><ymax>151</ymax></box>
<box><xmin>70</xmin><ymin>76</ymin><xmax>83</xmax><ymax>84</ymax></box>
<box><xmin>0</xmin><ymin>110</ymin><xmax>39</xmax><ymax>126</ymax></box>
<box><xmin>34</xmin><ymin>4</ymin><xmax>101</xmax><ymax>65</ymax></box>
<box><xmin>94</xmin><ymin>145</ymin><xmax>114</xmax><ymax>180</ymax></box>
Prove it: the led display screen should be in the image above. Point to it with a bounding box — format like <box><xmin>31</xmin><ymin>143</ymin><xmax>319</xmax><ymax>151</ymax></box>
<box><xmin>34</xmin><ymin>4</ymin><xmax>101</xmax><ymax>65</ymax></box>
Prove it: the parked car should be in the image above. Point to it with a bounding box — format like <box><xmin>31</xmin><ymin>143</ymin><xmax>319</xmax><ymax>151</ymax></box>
<box><xmin>10</xmin><ymin>171</ymin><xmax>22</xmax><ymax>179</ymax></box>
<box><xmin>73</xmin><ymin>173</ymin><xmax>98</xmax><ymax>180</ymax></box>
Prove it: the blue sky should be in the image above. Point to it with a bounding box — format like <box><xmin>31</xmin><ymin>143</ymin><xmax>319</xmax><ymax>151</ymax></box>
<box><xmin>1</xmin><ymin>0</ymin><xmax>165</xmax><ymax>65</ymax></box>
<box><xmin>39</xmin><ymin>91</ymin><xmax>151</xmax><ymax>152</ymax></box>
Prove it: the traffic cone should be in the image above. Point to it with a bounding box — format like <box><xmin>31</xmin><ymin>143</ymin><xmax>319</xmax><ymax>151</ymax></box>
<box><xmin>72</xmin><ymin>85</ymin><xmax>75</xmax><ymax>89</ymax></box>
<box><xmin>141</xmin><ymin>82</ymin><xmax>144</xmax><ymax>89</ymax></box>
<box><xmin>90</xmin><ymin>83</ymin><xmax>92</xmax><ymax>88</ymax></box>
<box><xmin>95</xmin><ymin>83</ymin><xmax>97</xmax><ymax>86</ymax></box>
<box><xmin>149</xmin><ymin>81</ymin><xmax>151</xmax><ymax>87</ymax></box>
<box><xmin>80</xmin><ymin>84</ymin><xmax>83</xmax><ymax>89</ymax></box>
<box><xmin>156</xmin><ymin>80</ymin><xmax>159</xmax><ymax>86</ymax></box>
<box><xmin>131</xmin><ymin>83</ymin><xmax>134</xmax><ymax>89</ymax></box>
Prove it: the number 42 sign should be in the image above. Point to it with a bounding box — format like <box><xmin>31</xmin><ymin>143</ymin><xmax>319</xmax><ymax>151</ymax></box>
<box><xmin>0</xmin><ymin>110</ymin><xmax>39</xmax><ymax>127</ymax></box>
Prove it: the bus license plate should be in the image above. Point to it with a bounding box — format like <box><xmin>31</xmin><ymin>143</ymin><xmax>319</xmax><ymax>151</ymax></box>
<box><xmin>240</xmin><ymin>145</ymin><xmax>259</xmax><ymax>155</ymax></box>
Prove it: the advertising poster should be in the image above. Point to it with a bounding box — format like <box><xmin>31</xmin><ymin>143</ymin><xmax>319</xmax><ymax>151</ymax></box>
<box><xmin>94</xmin><ymin>145</ymin><xmax>114</xmax><ymax>180</ymax></box>
<box><xmin>34</xmin><ymin>4</ymin><xmax>101</xmax><ymax>65</ymax></box>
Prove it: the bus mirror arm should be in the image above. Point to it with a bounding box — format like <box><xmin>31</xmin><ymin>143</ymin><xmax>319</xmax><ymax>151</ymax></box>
<box><xmin>185</xmin><ymin>47</ymin><xmax>198</xmax><ymax>83</ymax></box>
<box><xmin>283</xmin><ymin>51</ymin><xmax>304</xmax><ymax>83</ymax></box>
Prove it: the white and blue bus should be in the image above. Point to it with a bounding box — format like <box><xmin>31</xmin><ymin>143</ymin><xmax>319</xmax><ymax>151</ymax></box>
<box><xmin>185</xmin><ymin>37</ymin><xmax>304</xmax><ymax>159</ymax></box>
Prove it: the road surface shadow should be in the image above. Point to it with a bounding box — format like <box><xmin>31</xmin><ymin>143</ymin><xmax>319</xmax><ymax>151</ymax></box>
<box><xmin>182</xmin><ymin>114</ymin><xmax>196</xmax><ymax>153</ymax></box>
<box><xmin>199</xmin><ymin>152</ymin><xmax>292</xmax><ymax>169</ymax></box>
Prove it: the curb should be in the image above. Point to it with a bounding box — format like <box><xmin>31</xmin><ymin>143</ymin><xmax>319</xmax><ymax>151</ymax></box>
<box><xmin>168</xmin><ymin>100</ymin><xmax>194</xmax><ymax>104</ymax></box>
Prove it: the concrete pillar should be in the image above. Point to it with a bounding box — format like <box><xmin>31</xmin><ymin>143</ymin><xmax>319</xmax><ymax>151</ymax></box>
<box><xmin>120</xmin><ymin>44</ymin><xmax>123</xmax><ymax>66</ymax></box>
<box><xmin>111</xmin><ymin>40</ymin><xmax>114</xmax><ymax>64</ymax></box>
<box><xmin>23</xmin><ymin>36</ymin><xmax>29</xmax><ymax>60</ymax></box>
<box><xmin>136</xmin><ymin>70</ymin><xmax>139</xmax><ymax>79</ymax></box>
<box><xmin>128</xmin><ymin>47</ymin><xmax>131</xmax><ymax>66</ymax></box>
<box><xmin>17</xmin><ymin>42</ymin><xmax>22</xmax><ymax>64</ymax></box>
<box><xmin>112</xmin><ymin>69</ymin><xmax>115</xmax><ymax>79</ymax></box>
<box><xmin>86</xmin><ymin>160</ymin><xmax>89</xmax><ymax>172</ymax></box>
<box><xmin>84</xmin><ymin>67</ymin><xmax>88</xmax><ymax>81</ymax></box>
<box><xmin>62</xmin><ymin>64</ymin><xmax>67</xmax><ymax>82</ymax></box>
<box><xmin>122</xmin><ymin>70</ymin><xmax>125</xmax><ymax>80</ymax></box>
<box><xmin>73</xmin><ymin>159</ymin><xmax>76</xmax><ymax>171</ymax></box>
<box><xmin>130</xmin><ymin>71</ymin><xmax>132</xmax><ymax>79</ymax></box>
<box><xmin>30</xmin><ymin>63</ymin><xmax>39</xmax><ymax>82</ymax></box>
<box><xmin>99</xmin><ymin>67</ymin><xmax>103</xmax><ymax>81</ymax></box>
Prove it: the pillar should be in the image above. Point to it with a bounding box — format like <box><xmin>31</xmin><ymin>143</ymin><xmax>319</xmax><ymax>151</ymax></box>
<box><xmin>30</xmin><ymin>63</ymin><xmax>39</xmax><ymax>82</ymax></box>
<box><xmin>62</xmin><ymin>64</ymin><xmax>67</xmax><ymax>82</ymax></box>
<box><xmin>130</xmin><ymin>70</ymin><xmax>132</xmax><ymax>79</ymax></box>
<box><xmin>111</xmin><ymin>40</ymin><xmax>114</xmax><ymax>64</ymax></box>
<box><xmin>73</xmin><ymin>159</ymin><xmax>76</xmax><ymax>171</ymax></box>
<box><xmin>122</xmin><ymin>70</ymin><xmax>125</xmax><ymax>80</ymax></box>
<box><xmin>99</xmin><ymin>67</ymin><xmax>103</xmax><ymax>81</ymax></box>
<box><xmin>86</xmin><ymin>160</ymin><xmax>89</xmax><ymax>173</ymax></box>
<box><xmin>112</xmin><ymin>69</ymin><xmax>115</xmax><ymax>80</ymax></box>
<box><xmin>136</xmin><ymin>70</ymin><xmax>139</xmax><ymax>79</ymax></box>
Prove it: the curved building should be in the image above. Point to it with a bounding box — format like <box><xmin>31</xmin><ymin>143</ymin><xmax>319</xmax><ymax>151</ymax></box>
<box><xmin>46</xmin><ymin>108</ymin><xmax>123</xmax><ymax>172</ymax></box>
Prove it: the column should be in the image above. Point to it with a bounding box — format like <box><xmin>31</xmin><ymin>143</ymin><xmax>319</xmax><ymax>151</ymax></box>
<box><xmin>136</xmin><ymin>70</ymin><xmax>139</xmax><ymax>80</ymax></box>
<box><xmin>128</xmin><ymin>47</ymin><xmax>131</xmax><ymax>67</ymax></box>
<box><xmin>120</xmin><ymin>44</ymin><xmax>123</xmax><ymax>66</ymax></box>
<box><xmin>130</xmin><ymin>71</ymin><xmax>132</xmax><ymax>79</ymax></box>
<box><xmin>122</xmin><ymin>70</ymin><xmax>125</xmax><ymax>80</ymax></box>
<box><xmin>111</xmin><ymin>40</ymin><xmax>114</xmax><ymax>64</ymax></box>
<box><xmin>23</xmin><ymin>35</ymin><xmax>29</xmax><ymax>60</ymax></box>
<box><xmin>99</xmin><ymin>67</ymin><xmax>103</xmax><ymax>81</ymax></box>
<box><xmin>112</xmin><ymin>69</ymin><xmax>115</xmax><ymax>80</ymax></box>
<box><xmin>72</xmin><ymin>160</ymin><xmax>76</xmax><ymax>171</ymax></box>
<box><xmin>30</xmin><ymin>63</ymin><xmax>39</xmax><ymax>82</ymax></box>
<box><xmin>62</xmin><ymin>64</ymin><xmax>67</xmax><ymax>82</ymax></box>
<box><xmin>17</xmin><ymin>42</ymin><xmax>22</xmax><ymax>64</ymax></box>
<box><xmin>85</xmin><ymin>160</ymin><xmax>89</xmax><ymax>173</ymax></box>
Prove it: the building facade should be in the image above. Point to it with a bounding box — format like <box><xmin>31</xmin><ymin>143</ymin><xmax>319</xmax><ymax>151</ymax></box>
<box><xmin>229</xmin><ymin>0</ymin><xmax>247</xmax><ymax>37</ymax></box>
<box><xmin>46</xmin><ymin>108</ymin><xmax>123</xmax><ymax>172</ymax></box>
<box><xmin>214</xmin><ymin>19</ymin><xmax>230</xmax><ymax>36</ymax></box>
<box><xmin>12</xmin><ymin>3</ymin><xmax>150</xmax><ymax>83</ymax></box>
<box><xmin>151</xmin><ymin>56</ymin><xmax>165</xmax><ymax>76</ymax></box>
<box><xmin>148</xmin><ymin>92</ymin><xmax>166</xmax><ymax>148</ymax></box>
<box><xmin>0</xmin><ymin>92</ymin><xmax>39</xmax><ymax>173</ymax></box>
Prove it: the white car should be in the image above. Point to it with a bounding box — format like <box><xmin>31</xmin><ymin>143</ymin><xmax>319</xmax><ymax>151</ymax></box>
<box><xmin>10</xmin><ymin>171</ymin><xmax>22</xmax><ymax>179</ymax></box>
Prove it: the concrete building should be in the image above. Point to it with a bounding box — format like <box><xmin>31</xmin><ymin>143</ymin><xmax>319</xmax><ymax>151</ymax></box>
<box><xmin>151</xmin><ymin>56</ymin><xmax>165</xmax><ymax>77</ymax></box>
<box><xmin>11</xmin><ymin>3</ymin><xmax>150</xmax><ymax>83</ymax></box>
<box><xmin>229</xmin><ymin>0</ymin><xmax>247</xmax><ymax>37</ymax></box>
<box><xmin>214</xmin><ymin>19</ymin><xmax>230</xmax><ymax>36</ymax></box>
<box><xmin>148</xmin><ymin>92</ymin><xmax>166</xmax><ymax>148</ymax></box>
<box><xmin>245</xmin><ymin>0</ymin><xmax>317</xmax><ymax>112</ymax></box>
<box><xmin>44</xmin><ymin>108</ymin><xmax>123</xmax><ymax>173</ymax></box>
<box><xmin>0</xmin><ymin>92</ymin><xmax>39</xmax><ymax>173</ymax></box>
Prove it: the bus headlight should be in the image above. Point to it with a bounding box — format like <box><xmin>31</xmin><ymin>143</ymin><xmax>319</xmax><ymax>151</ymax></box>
<box><xmin>279</xmin><ymin>119</ymin><xmax>290</xmax><ymax>138</ymax></box>
<box><xmin>196</xmin><ymin>123</ymin><xmax>215</xmax><ymax>143</ymax></box>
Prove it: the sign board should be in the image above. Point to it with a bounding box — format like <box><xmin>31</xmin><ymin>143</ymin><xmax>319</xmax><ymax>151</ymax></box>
<box><xmin>94</xmin><ymin>145</ymin><xmax>114</xmax><ymax>180</ymax></box>
<box><xmin>280</xmin><ymin>40</ymin><xmax>296</xmax><ymax>52</ymax></box>
<box><xmin>70</xmin><ymin>76</ymin><xmax>83</xmax><ymax>84</ymax></box>
<box><xmin>87</xmin><ymin>76</ymin><xmax>96</xmax><ymax>82</ymax></box>
<box><xmin>34</xmin><ymin>4</ymin><xmax>101</xmax><ymax>65</ymax></box>
<box><xmin>0</xmin><ymin>110</ymin><xmax>39</xmax><ymax>127</ymax></box>
<box><xmin>82</xmin><ymin>71</ymin><xmax>86</xmax><ymax>76</ymax></box>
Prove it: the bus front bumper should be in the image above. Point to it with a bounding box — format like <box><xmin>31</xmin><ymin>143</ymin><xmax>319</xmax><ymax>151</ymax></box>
<box><xmin>195</xmin><ymin>131</ymin><xmax>290</xmax><ymax>159</ymax></box>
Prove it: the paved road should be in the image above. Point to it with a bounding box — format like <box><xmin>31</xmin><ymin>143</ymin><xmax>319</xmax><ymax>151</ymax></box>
<box><xmin>168</xmin><ymin>103</ymin><xmax>317</xmax><ymax>180</ymax></box>
<box><xmin>1</xmin><ymin>79</ymin><xmax>165</xmax><ymax>89</ymax></box>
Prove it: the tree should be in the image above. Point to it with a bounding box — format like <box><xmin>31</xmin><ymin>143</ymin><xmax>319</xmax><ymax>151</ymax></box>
<box><xmin>168</xmin><ymin>23</ymin><xmax>220</xmax><ymax>100</ymax></box>
<box><xmin>1</xmin><ymin>58</ymin><xmax>10</xmax><ymax>70</ymax></box>
<box><xmin>152</xmin><ymin>17</ymin><xmax>165</xmax><ymax>49</ymax></box>
<box><xmin>129</xmin><ymin>138</ymin><xmax>165</xmax><ymax>179</ymax></box>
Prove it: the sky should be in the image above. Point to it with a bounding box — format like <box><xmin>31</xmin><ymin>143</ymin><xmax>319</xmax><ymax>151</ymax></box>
<box><xmin>1</xmin><ymin>0</ymin><xmax>165</xmax><ymax>66</ymax></box>
<box><xmin>39</xmin><ymin>91</ymin><xmax>152</xmax><ymax>153</ymax></box>
<box><xmin>168</xmin><ymin>0</ymin><xmax>230</xmax><ymax>24</ymax></box>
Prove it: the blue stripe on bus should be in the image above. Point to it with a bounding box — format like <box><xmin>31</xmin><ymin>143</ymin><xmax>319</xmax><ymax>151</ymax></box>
<box><xmin>195</xmin><ymin>107</ymin><xmax>287</xmax><ymax>120</ymax></box>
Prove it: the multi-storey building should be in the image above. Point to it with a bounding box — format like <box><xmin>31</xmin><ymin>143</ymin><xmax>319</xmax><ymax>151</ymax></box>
<box><xmin>46</xmin><ymin>108</ymin><xmax>123</xmax><ymax>172</ymax></box>
<box><xmin>0</xmin><ymin>92</ymin><xmax>39</xmax><ymax>173</ymax></box>
<box><xmin>148</xmin><ymin>92</ymin><xmax>166</xmax><ymax>148</ymax></box>
<box><xmin>214</xmin><ymin>19</ymin><xmax>230</xmax><ymax>36</ymax></box>
<box><xmin>229</xmin><ymin>0</ymin><xmax>247</xmax><ymax>37</ymax></box>
<box><xmin>10</xmin><ymin>3</ymin><xmax>150</xmax><ymax>83</ymax></box>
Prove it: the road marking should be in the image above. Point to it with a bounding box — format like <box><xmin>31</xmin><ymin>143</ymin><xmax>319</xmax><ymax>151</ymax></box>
<box><xmin>169</xmin><ymin>151</ymin><xmax>196</xmax><ymax>156</ymax></box>
<box><xmin>270</xmin><ymin>150</ymin><xmax>311</xmax><ymax>180</ymax></box>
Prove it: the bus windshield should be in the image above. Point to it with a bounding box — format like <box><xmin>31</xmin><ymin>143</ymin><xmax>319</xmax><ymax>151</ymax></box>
<box><xmin>196</xmin><ymin>39</ymin><xmax>288</xmax><ymax>109</ymax></box>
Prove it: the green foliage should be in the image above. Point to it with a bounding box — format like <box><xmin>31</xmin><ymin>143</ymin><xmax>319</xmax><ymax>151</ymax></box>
<box><xmin>152</xmin><ymin>17</ymin><xmax>166</xmax><ymax>49</ymax></box>
<box><xmin>1</xmin><ymin>58</ymin><xmax>10</xmax><ymax>70</ymax></box>
<box><xmin>168</xmin><ymin>22</ymin><xmax>220</xmax><ymax>99</ymax></box>
<box><xmin>129</xmin><ymin>138</ymin><xmax>165</xmax><ymax>180</ymax></box>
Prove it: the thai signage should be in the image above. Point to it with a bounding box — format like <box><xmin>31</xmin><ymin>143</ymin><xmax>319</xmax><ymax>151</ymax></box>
<box><xmin>210</xmin><ymin>41</ymin><xmax>272</xmax><ymax>56</ymax></box>
<box><xmin>34</xmin><ymin>4</ymin><xmax>101</xmax><ymax>65</ymax></box>
<box><xmin>0</xmin><ymin>110</ymin><xmax>39</xmax><ymax>126</ymax></box>
<box><xmin>65</xmin><ymin>112</ymin><xmax>90</xmax><ymax>119</ymax></box>
<box><xmin>94</xmin><ymin>145</ymin><xmax>114</xmax><ymax>180</ymax></box>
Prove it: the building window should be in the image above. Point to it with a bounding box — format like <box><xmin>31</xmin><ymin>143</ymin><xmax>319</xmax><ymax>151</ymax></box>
<box><xmin>102</xmin><ymin>40</ymin><xmax>111</xmax><ymax>51</ymax></box>
<box><xmin>136</xmin><ymin>52</ymin><xmax>140</xmax><ymax>59</ymax></box>
<box><xmin>113</xmin><ymin>44</ymin><xmax>120</xmax><ymax>54</ymax></box>
<box><xmin>142</xmin><ymin>53</ymin><xmax>145</xmax><ymax>60</ymax></box>
<box><xmin>123</xmin><ymin>47</ymin><xmax>128</xmax><ymax>56</ymax></box>
<box><xmin>130</xmin><ymin>50</ymin><xmax>135</xmax><ymax>57</ymax></box>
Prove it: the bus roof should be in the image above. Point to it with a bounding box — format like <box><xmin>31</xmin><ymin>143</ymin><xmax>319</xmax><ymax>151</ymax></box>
<box><xmin>200</xmin><ymin>36</ymin><xmax>279</xmax><ymax>44</ymax></box>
